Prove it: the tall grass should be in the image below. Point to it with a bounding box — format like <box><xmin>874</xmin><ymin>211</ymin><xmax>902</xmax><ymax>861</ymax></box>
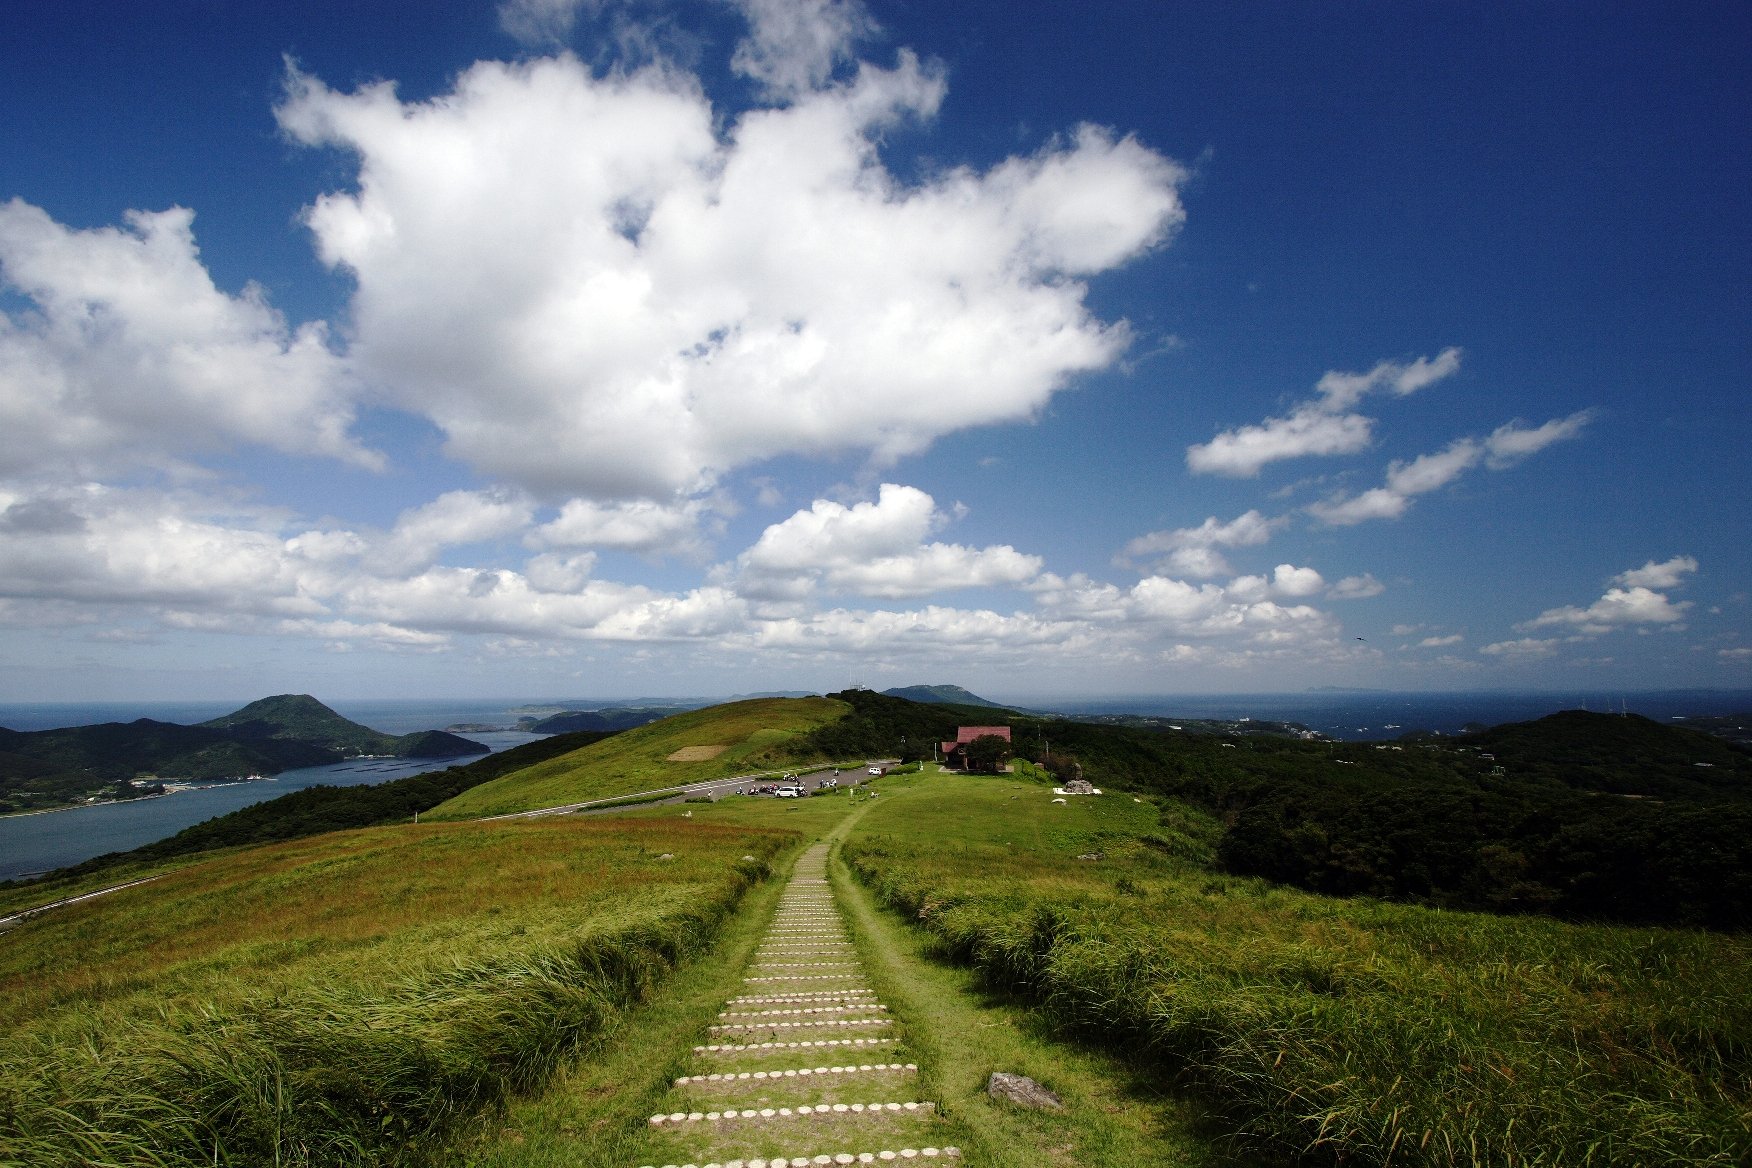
<box><xmin>846</xmin><ymin>774</ymin><xmax>1752</xmax><ymax>1166</ymax></box>
<box><xmin>0</xmin><ymin>819</ymin><xmax>791</xmax><ymax>1167</ymax></box>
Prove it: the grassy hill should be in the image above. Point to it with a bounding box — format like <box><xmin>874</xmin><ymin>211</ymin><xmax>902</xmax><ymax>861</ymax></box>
<box><xmin>843</xmin><ymin>770</ymin><xmax>1752</xmax><ymax>1167</ymax></box>
<box><xmin>1460</xmin><ymin>709</ymin><xmax>1752</xmax><ymax>799</ymax></box>
<box><xmin>427</xmin><ymin>697</ymin><xmax>852</xmax><ymax>819</ymax></box>
<box><xmin>0</xmin><ymin>814</ymin><xmax>794</xmax><ymax>1167</ymax></box>
<box><xmin>7</xmin><ymin>692</ymin><xmax>1752</xmax><ymax>1168</ymax></box>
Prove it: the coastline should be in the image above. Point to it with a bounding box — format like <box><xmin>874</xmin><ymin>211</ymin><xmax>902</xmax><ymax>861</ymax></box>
<box><xmin>0</xmin><ymin>789</ymin><xmax>174</xmax><ymax>820</ymax></box>
<box><xmin>0</xmin><ymin>773</ymin><xmax>280</xmax><ymax>820</ymax></box>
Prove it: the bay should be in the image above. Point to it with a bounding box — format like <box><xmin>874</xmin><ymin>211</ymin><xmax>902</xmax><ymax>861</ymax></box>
<box><xmin>0</xmin><ymin>698</ymin><xmax>553</xmax><ymax>881</ymax></box>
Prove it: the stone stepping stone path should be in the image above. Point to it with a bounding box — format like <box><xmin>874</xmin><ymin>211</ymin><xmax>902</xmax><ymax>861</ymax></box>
<box><xmin>638</xmin><ymin>844</ymin><xmax>960</xmax><ymax>1168</ymax></box>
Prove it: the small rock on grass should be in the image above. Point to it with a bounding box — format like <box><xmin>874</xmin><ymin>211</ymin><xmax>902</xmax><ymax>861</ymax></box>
<box><xmin>987</xmin><ymin>1071</ymin><xmax>1063</xmax><ymax>1110</ymax></box>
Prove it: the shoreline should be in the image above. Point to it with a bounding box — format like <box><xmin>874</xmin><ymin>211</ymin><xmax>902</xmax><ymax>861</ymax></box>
<box><xmin>0</xmin><ymin>774</ymin><xmax>279</xmax><ymax>820</ymax></box>
<box><xmin>0</xmin><ymin>789</ymin><xmax>176</xmax><ymax>820</ymax></box>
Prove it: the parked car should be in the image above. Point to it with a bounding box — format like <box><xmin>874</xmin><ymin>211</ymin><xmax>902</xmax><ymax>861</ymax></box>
<box><xmin>867</xmin><ymin>766</ymin><xmax>882</xmax><ymax>776</ymax></box>
<box><xmin>774</xmin><ymin>785</ymin><xmax>804</xmax><ymax>798</ymax></box>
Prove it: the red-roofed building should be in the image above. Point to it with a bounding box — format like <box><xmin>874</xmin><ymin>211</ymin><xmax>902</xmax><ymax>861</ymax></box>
<box><xmin>940</xmin><ymin>724</ymin><xmax>1011</xmax><ymax>768</ymax></box>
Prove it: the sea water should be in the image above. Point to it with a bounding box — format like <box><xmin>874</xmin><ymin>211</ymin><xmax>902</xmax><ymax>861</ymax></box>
<box><xmin>0</xmin><ymin>700</ymin><xmax>551</xmax><ymax>881</ymax></box>
<box><xmin>1040</xmin><ymin>689</ymin><xmax>1752</xmax><ymax>741</ymax></box>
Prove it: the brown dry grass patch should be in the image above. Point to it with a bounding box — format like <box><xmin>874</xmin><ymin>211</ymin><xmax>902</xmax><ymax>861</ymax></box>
<box><xmin>669</xmin><ymin>744</ymin><xmax>729</xmax><ymax>761</ymax></box>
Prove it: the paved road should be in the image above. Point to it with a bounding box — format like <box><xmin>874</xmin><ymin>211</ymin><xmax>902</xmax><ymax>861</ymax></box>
<box><xmin>0</xmin><ymin>874</ymin><xmax>164</xmax><ymax>933</ymax></box>
<box><xmin>485</xmin><ymin>759</ymin><xmax>901</xmax><ymax>821</ymax></box>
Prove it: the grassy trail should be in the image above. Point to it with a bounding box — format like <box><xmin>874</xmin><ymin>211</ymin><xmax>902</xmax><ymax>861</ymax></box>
<box><xmin>464</xmin><ymin>785</ymin><xmax>1238</xmax><ymax>1167</ymax></box>
<box><xmin>825</xmin><ymin>794</ymin><xmax>1247</xmax><ymax>1168</ymax></box>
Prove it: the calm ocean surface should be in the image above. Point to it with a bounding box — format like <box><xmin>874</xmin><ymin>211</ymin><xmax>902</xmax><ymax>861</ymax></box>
<box><xmin>1041</xmin><ymin>688</ymin><xmax>1752</xmax><ymax>740</ymax></box>
<box><xmin>4</xmin><ymin>691</ymin><xmax>1748</xmax><ymax>882</ymax></box>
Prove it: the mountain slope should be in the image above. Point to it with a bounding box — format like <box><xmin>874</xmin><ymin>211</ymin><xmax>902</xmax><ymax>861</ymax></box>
<box><xmin>880</xmin><ymin>684</ymin><xmax>1009</xmax><ymax>708</ymax></box>
<box><xmin>0</xmin><ymin>720</ymin><xmax>339</xmax><ymax>803</ymax></box>
<box><xmin>428</xmin><ymin>697</ymin><xmax>851</xmax><ymax>819</ymax></box>
<box><xmin>0</xmin><ymin>696</ymin><xmax>487</xmax><ymax>813</ymax></box>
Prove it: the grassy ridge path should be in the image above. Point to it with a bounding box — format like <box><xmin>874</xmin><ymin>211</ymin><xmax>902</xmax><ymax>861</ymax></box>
<box><xmin>640</xmin><ymin>841</ymin><xmax>959</xmax><ymax>1166</ymax></box>
<box><xmin>462</xmin><ymin>784</ymin><xmax>1238</xmax><ymax>1168</ymax></box>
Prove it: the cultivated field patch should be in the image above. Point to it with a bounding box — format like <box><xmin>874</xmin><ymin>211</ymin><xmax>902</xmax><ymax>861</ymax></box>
<box><xmin>668</xmin><ymin>744</ymin><xmax>728</xmax><ymax>761</ymax></box>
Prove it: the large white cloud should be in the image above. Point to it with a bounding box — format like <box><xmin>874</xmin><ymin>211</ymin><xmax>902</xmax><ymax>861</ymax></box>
<box><xmin>1519</xmin><ymin>587</ymin><xmax>1692</xmax><ymax>634</ymax></box>
<box><xmin>531</xmin><ymin>497</ymin><xmax>716</xmax><ymax>556</ymax></box>
<box><xmin>0</xmin><ymin>477</ymin><xmax>1372</xmax><ymax>673</ymax></box>
<box><xmin>732</xmin><ymin>483</ymin><xmax>1042</xmax><ymax>600</ymax></box>
<box><xmin>1030</xmin><ymin>568</ymin><xmax>1335</xmax><ymax>644</ymax></box>
<box><xmin>276</xmin><ymin>49</ymin><xmax>1185</xmax><ymax>500</ymax></box>
<box><xmin>0</xmin><ymin>486</ymin><xmax>322</xmax><ymax>617</ymax></box>
<box><xmin>0</xmin><ymin>200</ymin><xmax>369</xmax><ymax>480</ymax></box>
<box><xmin>1514</xmin><ymin>556</ymin><xmax>1697</xmax><ymax>636</ymax></box>
<box><xmin>1187</xmin><ymin>348</ymin><xmax>1460</xmax><ymax>477</ymax></box>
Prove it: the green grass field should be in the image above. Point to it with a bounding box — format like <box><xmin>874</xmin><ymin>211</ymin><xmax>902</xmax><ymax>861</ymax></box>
<box><xmin>0</xmin><ymin>816</ymin><xmax>799</xmax><ymax>1167</ymax></box>
<box><xmin>844</xmin><ymin>769</ymin><xmax>1752</xmax><ymax>1167</ymax></box>
<box><xmin>429</xmin><ymin>697</ymin><xmax>851</xmax><ymax>819</ymax></box>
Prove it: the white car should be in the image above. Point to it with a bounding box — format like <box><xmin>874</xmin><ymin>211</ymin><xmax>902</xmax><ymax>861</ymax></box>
<box><xmin>867</xmin><ymin>766</ymin><xmax>882</xmax><ymax>776</ymax></box>
<box><xmin>774</xmin><ymin>785</ymin><xmax>804</xmax><ymax>798</ymax></box>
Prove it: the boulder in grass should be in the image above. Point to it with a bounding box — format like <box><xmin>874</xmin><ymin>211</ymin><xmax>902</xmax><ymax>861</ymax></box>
<box><xmin>987</xmin><ymin>1071</ymin><xmax>1063</xmax><ymax>1110</ymax></box>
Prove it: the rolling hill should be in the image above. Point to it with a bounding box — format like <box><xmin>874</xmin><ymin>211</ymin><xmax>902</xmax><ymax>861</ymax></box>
<box><xmin>427</xmin><ymin>696</ymin><xmax>853</xmax><ymax>818</ymax></box>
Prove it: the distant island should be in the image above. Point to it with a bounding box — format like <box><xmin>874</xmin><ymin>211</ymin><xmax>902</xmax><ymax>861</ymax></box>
<box><xmin>517</xmin><ymin>704</ymin><xmax>702</xmax><ymax>734</ymax></box>
<box><xmin>880</xmin><ymin>683</ymin><xmax>1017</xmax><ymax>709</ymax></box>
<box><xmin>0</xmin><ymin>694</ymin><xmax>487</xmax><ymax>815</ymax></box>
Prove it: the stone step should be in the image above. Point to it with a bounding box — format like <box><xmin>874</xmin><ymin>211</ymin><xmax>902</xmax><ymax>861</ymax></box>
<box><xmin>640</xmin><ymin>1109</ymin><xmax>949</xmax><ymax>1167</ymax></box>
<box><xmin>676</xmin><ymin>1063</ymin><xmax>917</xmax><ymax>1087</ymax></box>
<box><xmin>693</xmin><ymin>1037</ymin><xmax>899</xmax><ymax>1055</ymax></box>
<box><xmin>638</xmin><ymin>1151</ymin><xmax>959</xmax><ymax>1167</ymax></box>
<box><xmin>650</xmin><ymin>1101</ymin><xmax>935</xmax><ymax>1128</ymax></box>
<box><xmin>635</xmin><ymin>846</ymin><xmax>953</xmax><ymax>1168</ymax></box>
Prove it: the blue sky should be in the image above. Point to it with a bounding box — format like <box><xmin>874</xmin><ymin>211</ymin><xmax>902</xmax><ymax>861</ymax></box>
<box><xmin>0</xmin><ymin>0</ymin><xmax>1747</xmax><ymax>702</ymax></box>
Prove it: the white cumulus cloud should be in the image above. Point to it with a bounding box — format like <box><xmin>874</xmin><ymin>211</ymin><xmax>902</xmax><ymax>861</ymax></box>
<box><xmin>277</xmin><ymin>49</ymin><xmax>1185</xmax><ymax>503</ymax></box>
<box><xmin>1480</xmin><ymin>637</ymin><xmax>1560</xmax><ymax>659</ymax></box>
<box><xmin>0</xmin><ymin>199</ymin><xmax>369</xmax><ymax>480</ymax></box>
<box><xmin>531</xmin><ymin>497</ymin><xmax>716</xmax><ymax>556</ymax></box>
<box><xmin>1329</xmin><ymin>573</ymin><xmax>1385</xmax><ymax>599</ymax></box>
<box><xmin>1116</xmin><ymin>508</ymin><xmax>1281</xmax><ymax>576</ymax></box>
<box><xmin>1612</xmin><ymin>555</ymin><xmax>1698</xmax><ymax>591</ymax></box>
<box><xmin>731</xmin><ymin>0</ymin><xmax>877</xmax><ymax>98</ymax></box>
<box><xmin>1187</xmin><ymin>348</ymin><xmax>1460</xmax><ymax>477</ymax></box>
<box><xmin>731</xmin><ymin>483</ymin><xmax>1041</xmax><ymax>600</ymax></box>
<box><xmin>1516</xmin><ymin>557</ymin><xmax>1697</xmax><ymax>635</ymax></box>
